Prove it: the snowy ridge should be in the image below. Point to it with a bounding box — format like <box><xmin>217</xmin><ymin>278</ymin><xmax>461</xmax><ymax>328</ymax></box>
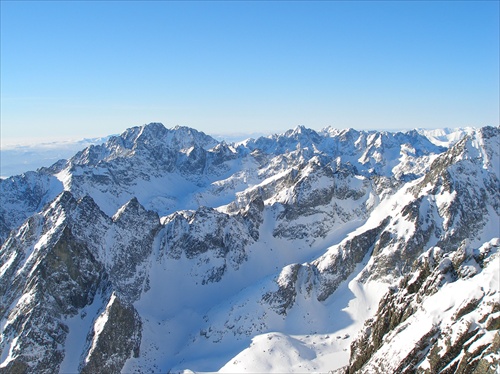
<box><xmin>0</xmin><ymin>123</ymin><xmax>498</xmax><ymax>373</ymax></box>
<box><xmin>1</xmin><ymin>123</ymin><xmax>445</xmax><ymax>243</ymax></box>
<box><xmin>416</xmin><ymin>127</ymin><xmax>477</xmax><ymax>148</ymax></box>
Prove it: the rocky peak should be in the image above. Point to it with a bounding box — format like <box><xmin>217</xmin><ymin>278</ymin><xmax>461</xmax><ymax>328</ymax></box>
<box><xmin>68</xmin><ymin>123</ymin><xmax>219</xmax><ymax>168</ymax></box>
<box><xmin>284</xmin><ymin>125</ymin><xmax>321</xmax><ymax>142</ymax></box>
<box><xmin>112</xmin><ymin>197</ymin><xmax>159</xmax><ymax>225</ymax></box>
<box><xmin>347</xmin><ymin>239</ymin><xmax>500</xmax><ymax>374</ymax></box>
<box><xmin>130</xmin><ymin>123</ymin><xmax>218</xmax><ymax>152</ymax></box>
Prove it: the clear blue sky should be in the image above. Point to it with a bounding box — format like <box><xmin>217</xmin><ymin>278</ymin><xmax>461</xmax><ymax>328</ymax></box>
<box><xmin>1</xmin><ymin>1</ymin><xmax>499</xmax><ymax>142</ymax></box>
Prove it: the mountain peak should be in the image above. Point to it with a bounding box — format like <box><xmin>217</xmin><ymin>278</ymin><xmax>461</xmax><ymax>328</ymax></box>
<box><xmin>283</xmin><ymin>125</ymin><xmax>319</xmax><ymax>138</ymax></box>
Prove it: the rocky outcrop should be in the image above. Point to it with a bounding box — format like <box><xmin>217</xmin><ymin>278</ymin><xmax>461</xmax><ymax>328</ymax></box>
<box><xmin>0</xmin><ymin>171</ymin><xmax>63</xmax><ymax>245</ymax></box>
<box><xmin>0</xmin><ymin>226</ymin><xmax>107</xmax><ymax>373</ymax></box>
<box><xmin>262</xmin><ymin>217</ymin><xmax>392</xmax><ymax>315</ymax></box>
<box><xmin>80</xmin><ymin>294</ymin><xmax>142</xmax><ymax>374</ymax></box>
<box><xmin>0</xmin><ymin>191</ymin><xmax>160</xmax><ymax>373</ymax></box>
<box><xmin>314</xmin><ymin>217</ymin><xmax>391</xmax><ymax>302</ymax></box>
<box><xmin>161</xmin><ymin>206</ymin><xmax>252</xmax><ymax>284</ymax></box>
<box><xmin>347</xmin><ymin>240</ymin><xmax>500</xmax><ymax>374</ymax></box>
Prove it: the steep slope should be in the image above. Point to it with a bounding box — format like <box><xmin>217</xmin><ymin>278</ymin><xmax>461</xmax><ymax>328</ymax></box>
<box><xmin>0</xmin><ymin>171</ymin><xmax>63</xmax><ymax>245</ymax></box>
<box><xmin>0</xmin><ymin>192</ymin><xmax>160</xmax><ymax>373</ymax></box>
<box><xmin>346</xmin><ymin>126</ymin><xmax>500</xmax><ymax>373</ymax></box>
<box><xmin>348</xmin><ymin>239</ymin><xmax>499</xmax><ymax>374</ymax></box>
<box><xmin>54</xmin><ymin>123</ymin><xmax>227</xmax><ymax>217</ymax></box>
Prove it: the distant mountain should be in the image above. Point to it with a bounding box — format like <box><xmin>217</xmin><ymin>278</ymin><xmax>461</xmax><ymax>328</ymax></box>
<box><xmin>0</xmin><ymin>123</ymin><xmax>498</xmax><ymax>373</ymax></box>
<box><xmin>416</xmin><ymin>127</ymin><xmax>477</xmax><ymax>147</ymax></box>
<box><xmin>0</xmin><ymin>136</ymin><xmax>111</xmax><ymax>178</ymax></box>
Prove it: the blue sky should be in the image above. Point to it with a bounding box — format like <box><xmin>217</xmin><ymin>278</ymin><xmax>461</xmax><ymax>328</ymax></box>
<box><xmin>1</xmin><ymin>1</ymin><xmax>499</xmax><ymax>142</ymax></box>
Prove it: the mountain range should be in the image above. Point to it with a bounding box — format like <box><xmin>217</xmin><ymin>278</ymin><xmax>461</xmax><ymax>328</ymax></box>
<box><xmin>0</xmin><ymin>123</ymin><xmax>498</xmax><ymax>373</ymax></box>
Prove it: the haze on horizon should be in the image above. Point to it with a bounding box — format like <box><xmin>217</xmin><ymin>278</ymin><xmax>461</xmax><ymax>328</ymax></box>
<box><xmin>1</xmin><ymin>1</ymin><xmax>499</xmax><ymax>144</ymax></box>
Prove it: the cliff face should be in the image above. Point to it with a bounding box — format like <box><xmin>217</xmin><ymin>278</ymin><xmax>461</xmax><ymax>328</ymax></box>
<box><xmin>348</xmin><ymin>239</ymin><xmax>499</xmax><ymax>374</ymax></box>
<box><xmin>347</xmin><ymin>127</ymin><xmax>500</xmax><ymax>373</ymax></box>
<box><xmin>0</xmin><ymin>190</ymin><xmax>159</xmax><ymax>373</ymax></box>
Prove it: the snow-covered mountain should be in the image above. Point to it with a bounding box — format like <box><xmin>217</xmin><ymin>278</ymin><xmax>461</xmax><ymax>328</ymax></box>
<box><xmin>0</xmin><ymin>123</ymin><xmax>498</xmax><ymax>373</ymax></box>
<box><xmin>0</xmin><ymin>136</ymin><xmax>111</xmax><ymax>178</ymax></box>
<box><xmin>416</xmin><ymin>127</ymin><xmax>477</xmax><ymax>148</ymax></box>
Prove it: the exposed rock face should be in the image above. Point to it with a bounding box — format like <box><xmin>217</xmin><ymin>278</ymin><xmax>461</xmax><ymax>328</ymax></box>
<box><xmin>345</xmin><ymin>128</ymin><xmax>500</xmax><ymax>373</ymax></box>
<box><xmin>0</xmin><ymin>123</ymin><xmax>498</xmax><ymax>373</ymax></box>
<box><xmin>161</xmin><ymin>206</ymin><xmax>252</xmax><ymax>284</ymax></box>
<box><xmin>0</xmin><ymin>171</ymin><xmax>62</xmax><ymax>244</ymax></box>
<box><xmin>80</xmin><ymin>294</ymin><xmax>142</xmax><ymax>374</ymax></box>
<box><xmin>262</xmin><ymin>217</ymin><xmax>392</xmax><ymax>316</ymax></box>
<box><xmin>347</xmin><ymin>239</ymin><xmax>500</xmax><ymax>374</ymax></box>
<box><xmin>262</xmin><ymin>263</ymin><xmax>302</xmax><ymax>315</ymax></box>
<box><xmin>0</xmin><ymin>225</ymin><xmax>106</xmax><ymax>373</ymax></box>
<box><xmin>271</xmin><ymin>158</ymin><xmax>371</xmax><ymax>241</ymax></box>
<box><xmin>0</xmin><ymin>191</ymin><xmax>159</xmax><ymax>372</ymax></box>
<box><xmin>314</xmin><ymin>217</ymin><xmax>392</xmax><ymax>302</ymax></box>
